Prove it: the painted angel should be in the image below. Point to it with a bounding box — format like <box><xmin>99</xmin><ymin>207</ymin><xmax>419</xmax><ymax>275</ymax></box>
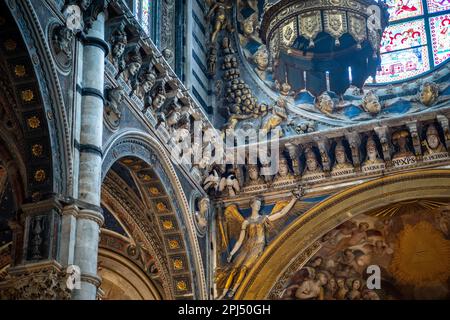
<box><xmin>216</xmin><ymin>187</ymin><xmax>304</xmax><ymax>299</ymax></box>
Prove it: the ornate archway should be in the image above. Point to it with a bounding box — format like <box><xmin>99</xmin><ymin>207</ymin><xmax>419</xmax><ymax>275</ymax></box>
<box><xmin>102</xmin><ymin>131</ymin><xmax>207</xmax><ymax>299</ymax></box>
<box><xmin>98</xmin><ymin>230</ymin><xmax>163</xmax><ymax>300</ymax></box>
<box><xmin>235</xmin><ymin>169</ymin><xmax>450</xmax><ymax>299</ymax></box>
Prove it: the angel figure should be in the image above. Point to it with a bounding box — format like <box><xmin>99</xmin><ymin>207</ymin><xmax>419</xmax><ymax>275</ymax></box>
<box><xmin>206</xmin><ymin>0</ymin><xmax>233</xmax><ymax>44</ymax></box>
<box><xmin>216</xmin><ymin>187</ymin><xmax>304</xmax><ymax>299</ymax></box>
<box><xmin>218</xmin><ymin>174</ymin><xmax>240</xmax><ymax>197</ymax></box>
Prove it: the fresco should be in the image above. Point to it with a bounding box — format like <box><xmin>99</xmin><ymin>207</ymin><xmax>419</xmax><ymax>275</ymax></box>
<box><xmin>279</xmin><ymin>201</ymin><xmax>450</xmax><ymax>300</ymax></box>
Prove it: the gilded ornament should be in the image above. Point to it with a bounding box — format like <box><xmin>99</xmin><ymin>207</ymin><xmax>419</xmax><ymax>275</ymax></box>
<box><xmin>149</xmin><ymin>187</ymin><xmax>160</xmax><ymax>195</ymax></box>
<box><xmin>156</xmin><ymin>202</ymin><xmax>169</xmax><ymax>212</ymax></box>
<box><xmin>34</xmin><ymin>169</ymin><xmax>46</xmax><ymax>182</ymax></box>
<box><xmin>14</xmin><ymin>65</ymin><xmax>26</xmax><ymax>77</ymax></box>
<box><xmin>169</xmin><ymin>239</ymin><xmax>180</xmax><ymax>249</ymax></box>
<box><xmin>27</xmin><ymin>116</ymin><xmax>40</xmax><ymax>129</ymax></box>
<box><xmin>4</xmin><ymin>39</ymin><xmax>16</xmax><ymax>51</ymax></box>
<box><xmin>173</xmin><ymin>259</ymin><xmax>183</xmax><ymax>270</ymax></box>
<box><xmin>21</xmin><ymin>89</ymin><xmax>34</xmax><ymax>102</ymax></box>
<box><xmin>162</xmin><ymin>220</ymin><xmax>174</xmax><ymax>230</ymax></box>
<box><xmin>32</xmin><ymin>144</ymin><xmax>43</xmax><ymax>157</ymax></box>
<box><xmin>176</xmin><ymin>280</ymin><xmax>187</xmax><ymax>291</ymax></box>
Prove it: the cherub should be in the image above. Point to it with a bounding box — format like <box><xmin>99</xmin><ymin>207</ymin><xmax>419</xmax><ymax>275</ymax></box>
<box><xmin>216</xmin><ymin>188</ymin><xmax>304</xmax><ymax>299</ymax></box>
<box><xmin>206</xmin><ymin>0</ymin><xmax>233</xmax><ymax>43</ymax></box>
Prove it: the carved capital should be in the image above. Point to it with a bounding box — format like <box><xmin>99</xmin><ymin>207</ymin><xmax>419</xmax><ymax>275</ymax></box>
<box><xmin>0</xmin><ymin>262</ymin><xmax>71</xmax><ymax>300</ymax></box>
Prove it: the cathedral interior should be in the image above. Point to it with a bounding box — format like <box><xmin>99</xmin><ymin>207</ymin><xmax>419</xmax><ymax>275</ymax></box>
<box><xmin>0</xmin><ymin>0</ymin><xmax>450</xmax><ymax>300</ymax></box>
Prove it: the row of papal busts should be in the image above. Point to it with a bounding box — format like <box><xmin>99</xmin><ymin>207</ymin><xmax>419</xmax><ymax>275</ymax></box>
<box><xmin>242</xmin><ymin>123</ymin><xmax>448</xmax><ymax>187</ymax></box>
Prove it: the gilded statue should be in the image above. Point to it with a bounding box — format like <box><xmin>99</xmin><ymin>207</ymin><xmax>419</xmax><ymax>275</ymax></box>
<box><xmin>363</xmin><ymin>136</ymin><xmax>384</xmax><ymax>165</ymax></box>
<box><xmin>423</xmin><ymin>124</ymin><xmax>447</xmax><ymax>155</ymax></box>
<box><xmin>419</xmin><ymin>81</ymin><xmax>439</xmax><ymax>106</ymax></box>
<box><xmin>260</xmin><ymin>98</ymin><xmax>288</xmax><ymax>136</ymax></box>
<box><xmin>216</xmin><ymin>188</ymin><xmax>304</xmax><ymax>299</ymax></box>
<box><xmin>361</xmin><ymin>90</ymin><xmax>382</xmax><ymax>115</ymax></box>
<box><xmin>331</xmin><ymin>141</ymin><xmax>353</xmax><ymax>173</ymax></box>
<box><xmin>392</xmin><ymin>130</ymin><xmax>414</xmax><ymax>159</ymax></box>
<box><xmin>206</xmin><ymin>0</ymin><xmax>233</xmax><ymax>44</ymax></box>
<box><xmin>252</xmin><ymin>46</ymin><xmax>269</xmax><ymax>80</ymax></box>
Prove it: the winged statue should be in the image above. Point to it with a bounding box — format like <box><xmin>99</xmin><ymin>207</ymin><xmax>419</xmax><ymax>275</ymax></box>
<box><xmin>215</xmin><ymin>186</ymin><xmax>304</xmax><ymax>299</ymax></box>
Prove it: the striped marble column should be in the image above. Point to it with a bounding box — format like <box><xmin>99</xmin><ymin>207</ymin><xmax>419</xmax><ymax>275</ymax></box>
<box><xmin>72</xmin><ymin>12</ymin><xmax>108</xmax><ymax>300</ymax></box>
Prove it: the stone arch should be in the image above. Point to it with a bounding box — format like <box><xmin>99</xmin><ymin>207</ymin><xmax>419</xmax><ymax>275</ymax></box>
<box><xmin>98</xmin><ymin>230</ymin><xmax>163</xmax><ymax>300</ymax></box>
<box><xmin>4</xmin><ymin>0</ymin><xmax>72</xmax><ymax>196</ymax></box>
<box><xmin>234</xmin><ymin>169</ymin><xmax>450</xmax><ymax>299</ymax></box>
<box><xmin>102</xmin><ymin>130</ymin><xmax>207</xmax><ymax>299</ymax></box>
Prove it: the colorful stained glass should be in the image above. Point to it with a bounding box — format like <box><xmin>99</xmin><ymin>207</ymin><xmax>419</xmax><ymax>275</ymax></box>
<box><xmin>375</xmin><ymin>46</ymin><xmax>430</xmax><ymax>82</ymax></box>
<box><xmin>426</xmin><ymin>0</ymin><xmax>450</xmax><ymax>13</ymax></box>
<box><xmin>384</xmin><ymin>0</ymin><xmax>423</xmax><ymax>21</ymax></box>
<box><xmin>141</xmin><ymin>0</ymin><xmax>150</xmax><ymax>33</ymax></box>
<box><xmin>380</xmin><ymin>19</ymin><xmax>426</xmax><ymax>53</ymax></box>
<box><xmin>430</xmin><ymin>14</ymin><xmax>450</xmax><ymax>65</ymax></box>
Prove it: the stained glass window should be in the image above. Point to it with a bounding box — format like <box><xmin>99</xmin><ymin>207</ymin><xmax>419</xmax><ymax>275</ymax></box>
<box><xmin>135</xmin><ymin>1</ymin><xmax>152</xmax><ymax>35</ymax></box>
<box><xmin>376</xmin><ymin>46</ymin><xmax>430</xmax><ymax>82</ymax></box>
<box><xmin>426</xmin><ymin>0</ymin><xmax>450</xmax><ymax>13</ymax></box>
<box><xmin>385</xmin><ymin>0</ymin><xmax>423</xmax><ymax>21</ymax></box>
<box><xmin>430</xmin><ymin>14</ymin><xmax>450</xmax><ymax>65</ymax></box>
<box><xmin>381</xmin><ymin>19</ymin><xmax>426</xmax><ymax>53</ymax></box>
<box><xmin>372</xmin><ymin>0</ymin><xmax>450</xmax><ymax>84</ymax></box>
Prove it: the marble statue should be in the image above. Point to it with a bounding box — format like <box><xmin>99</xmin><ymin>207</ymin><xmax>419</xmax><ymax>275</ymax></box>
<box><xmin>274</xmin><ymin>156</ymin><xmax>294</xmax><ymax>182</ymax></box>
<box><xmin>109</xmin><ymin>22</ymin><xmax>128</xmax><ymax>71</ymax></box>
<box><xmin>219</xmin><ymin>174</ymin><xmax>240</xmax><ymax>197</ymax></box>
<box><xmin>363</xmin><ymin>136</ymin><xmax>384</xmax><ymax>165</ymax></box>
<box><xmin>134</xmin><ymin>67</ymin><xmax>157</xmax><ymax>101</ymax></box>
<box><xmin>119</xmin><ymin>47</ymin><xmax>142</xmax><ymax>85</ymax></box>
<box><xmin>151</xmin><ymin>86</ymin><xmax>167</xmax><ymax>113</ymax></box>
<box><xmin>216</xmin><ymin>188</ymin><xmax>304</xmax><ymax>299</ymax></box>
<box><xmin>245</xmin><ymin>164</ymin><xmax>264</xmax><ymax>186</ymax></box>
<box><xmin>331</xmin><ymin>141</ymin><xmax>353</xmax><ymax>173</ymax></box>
<box><xmin>303</xmin><ymin>147</ymin><xmax>323</xmax><ymax>176</ymax></box>
<box><xmin>105</xmin><ymin>86</ymin><xmax>125</xmax><ymax>120</ymax></box>
<box><xmin>423</xmin><ymin>124</ymin><xmax>446</xmax><ymax>155</ymax></box>
<box><xmin>253</xmin><ymin>46</ymin><xmax>269</xmax><ymax>80</ymax></box>
<box><xmin>316</xmin><ymin>92</ymin><xmax>335</xmax><ymax>115</ymax></box>
<box><xmin>392</xmin><ymin>130</ymin><xmax>414</xmax><ymax>159</ymax></box>
<box><xmin>361</xmin><ymin>91</ymin><xmax>382</xmax><ymax>115</ymax></box>
<box><xmin>203</xmin><ymin>169</ymin><xmax>221</xmax><ymax>193</ymax></box>
<box><xmin>419</xmin><ymin>81</ymin><xmax>439</xmax><ymax>106</ymax></box>
<box><xmin>53</xmin><ymin>26</ymin><xmax>74</xmax><ymax>59</ymax></box>
<box><xmin>195</xmin><ymin>197</ymin><xmax>209</xmax><ymax>233</ymax></box>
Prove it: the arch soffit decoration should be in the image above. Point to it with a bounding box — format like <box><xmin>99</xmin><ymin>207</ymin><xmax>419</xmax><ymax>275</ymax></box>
<box><xmin>102</xmin><ymin>130</ymin><xmax>207</xmax><ymax>300</ymax></box>
<box><xmin>4</xmin><ymin>0</ymin><xmax>71</xmax><ymax>197</ymax></box>
<box><xmin>234</xmin><ymin>169</ymin><xmax>450</xmax><ymax>299</ymax></box>
<box><xmin>101</xmin><ymin>170</ymin><xmax>172</xmax><ymax>299</ymax></box>
<box><xmin>98</xmin><ymin>230</ymin><xmax>163</xmax><ymax>300</ymax></box>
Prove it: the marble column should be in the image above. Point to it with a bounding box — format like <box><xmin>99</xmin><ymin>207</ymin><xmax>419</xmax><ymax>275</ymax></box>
<box><xmin>73</xmin><ymin>12</ymin><xmax>107</xmax><ymax>300</ymax></box>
